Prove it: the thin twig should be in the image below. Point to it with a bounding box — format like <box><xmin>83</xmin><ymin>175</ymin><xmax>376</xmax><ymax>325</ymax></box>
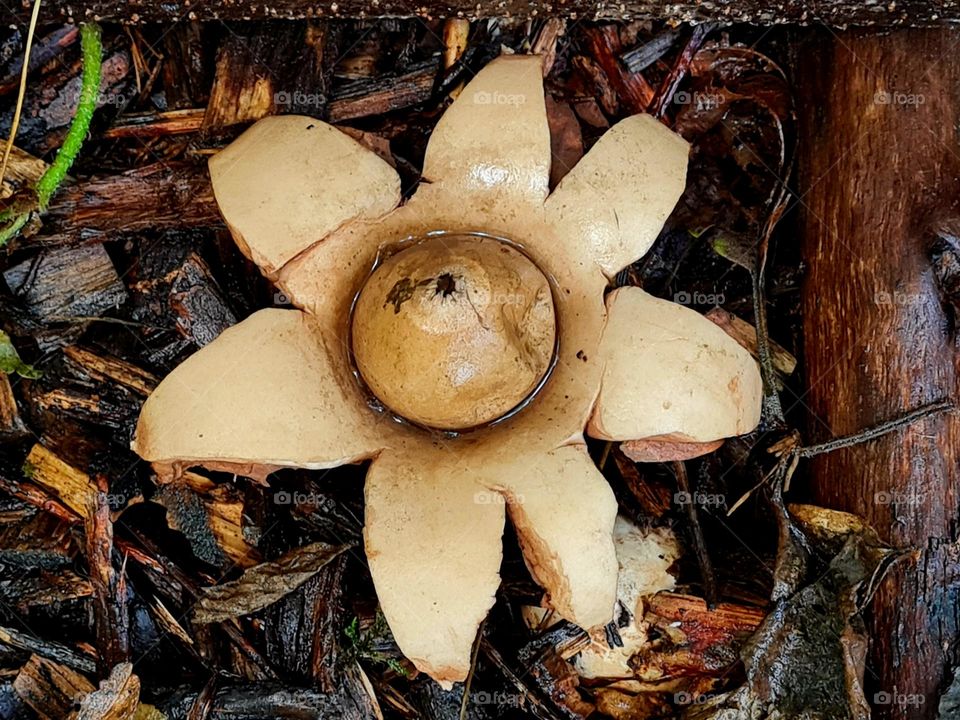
<box><xmin>480</xmin><ymin>639</ymin><xmax>564</xmax><ymax>720</ymax></box>
<box><xmin>798</xmin><ymin>399</ymin><xmax>954</xmax><ymax>459</ymax></box>
<box><xmin>752</xmin><ymin>179</ymin><xmax>792</xmax><ymax>427</ymax></box>
<box><xmin>673</xmin><ymin>460</ymin><xmax>719</xmax><ymax>607</ymax></box>
<box><xmin>0</xmin><ymin>0</ymin><xmax>42</xmax><ymax>189</ymax></box>
<box><xmin>730</xmin><ymin>401</ymin><xmax>953</xmax><ymax>515</ymax></box>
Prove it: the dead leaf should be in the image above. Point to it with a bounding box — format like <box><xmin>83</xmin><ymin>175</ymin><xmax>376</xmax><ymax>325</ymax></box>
<box><xmin>194</xmin><ymin>541</ymin><xmax>350</xmax><ymax>624</ymax></box>
<box><xmin>73</xmin><ymin>663</ymin><xmax>140</xmax><ymax>720</ymax></box>
<box><xmin>683</xmin><ymin>501</ymin><xmax>898</xmax><ymax>720</ymax></box>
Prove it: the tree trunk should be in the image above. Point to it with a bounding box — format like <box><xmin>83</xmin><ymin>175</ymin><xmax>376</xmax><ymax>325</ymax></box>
<box><xmin>796</xmin><ymin>29</ymin><xmax>960</xmax><ymax>719</ymax></box>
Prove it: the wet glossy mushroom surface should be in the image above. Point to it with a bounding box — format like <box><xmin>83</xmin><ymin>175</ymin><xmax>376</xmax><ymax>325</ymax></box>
<box><xmin>351</xmin><ymin>235</ymin><xmax>557</xmax><ymax>430</ymax></box>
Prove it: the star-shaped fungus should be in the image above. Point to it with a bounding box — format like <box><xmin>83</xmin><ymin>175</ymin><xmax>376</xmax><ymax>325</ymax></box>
<box><xmin>132</xmin><ymin>54</ymin><xmax>762</xmax><ymax>686</ymax></box>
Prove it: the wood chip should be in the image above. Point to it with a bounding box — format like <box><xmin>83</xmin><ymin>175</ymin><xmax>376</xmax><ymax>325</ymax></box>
<box><xmin>0</xmin><ymin>627</ymin><xmax>96</xmax><ymax>674</ymax></box>
<box><xmin>154</xmin><ymin>482</ymin><xmax>259</xmax><ymax>570</ymax></box>
<box><xmin>328</xmin><ymin>59</ymin><xmax>439</xmax><ymax>122</ymax></box>
<box><xmin>63</xmin><ymin>346</ymin><xmax>158</xmax><ymax>397</ymax></box>
<box><xmin>23</xmin><ymin>443</ymin><xmax>95</xmax><ymax>521</ymax></box>
<box><xmin>13</xmin><ymin>655</ymin><xmax>94</xmax><ymax>719</ymax></box>
<box><xmin>582</xmin><ymin>25</ymin><xmax>654</xmax><ymax>114</ymax></box>
<box><xmin>85</xmin><ymin>476</ymin><xmax>130</xmax><ymax>674</ymax></box>
<box><xmin>0</xmin><ymin>510</ymin><xmax>76</xmax><ymax>569</ymax></box>
<box><xmin>204</xmin><ymin>23</ymin><xmax>335</xmax><ymax>130</ymax></box>
<box><xmin>3</xmin><ymin>245</ymin><xmax>127</xmax><ymax>328</ymax></box>
<box><xmin>5</xmin><ymin>568</ymin><xmax>93</xmax><ymax>609</ymax></box>
<box><xmin>35</xmin><ymin>161</ymin><xmax>220</xmax><ymax>249</ymax></box>
<box><xmin>166</xmin><ymin>251</ymin><xmax>237</xmax><ymax>347</ymax></box>
<box><xmin>635</xmin><ymin>592</ymin><xmax>765</xmax><ymax>677</ymax></box>
<box><xmin>531</xmin><ymin>18</ymin><xmax>566</xmax><ymax>77</ymax></box>
<box><xmin>0</xmin><ymin>372</ymin><xmax>30</xmax><ymax>441</ymax></box>
<box><xmin>0</xmin><ymin>142</ymin><xmax>48</xmax><ymax>199</ymax></box>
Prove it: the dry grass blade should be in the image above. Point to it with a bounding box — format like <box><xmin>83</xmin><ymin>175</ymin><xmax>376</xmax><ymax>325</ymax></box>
<box><xmin>0</xmin><ymin>0</ymin><xmax>43</xmax><ymax>188</ymax></box>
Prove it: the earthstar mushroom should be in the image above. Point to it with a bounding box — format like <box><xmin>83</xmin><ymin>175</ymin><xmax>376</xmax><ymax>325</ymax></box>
<box><xmin>132</xmin><ymin>54</ymin><xmax>762</xmax><ymax>686</ymax></box>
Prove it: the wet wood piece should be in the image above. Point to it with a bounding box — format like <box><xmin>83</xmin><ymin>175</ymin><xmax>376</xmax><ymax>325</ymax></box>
<box><xmin>672</xmin><ymin>460</ymin><xmax>718</xmax><ymax>607</ymax></box>
<box><xmin>74</xmin><ymin>662</ymin><xmax>140</xmax><ymax>720</ymax></box>
<box><xmin>581</xmin><ymin>26</ymin><xmax>654</xmax><ymax>115</ymax></box>
<box><xmin>161</xmin><ymin>22</ymin><xmax>210</xmax><ymax>110</ymax></box>
<box><xmin>120</xmin><ymin>525</ymin><xmax>278</xmax><ymax>681</ymax></box>
<box><xmin>34</xmin><ymin>161</ymin><xmax>220</xmax><ymax>248</ymax></box>
<box><xmin>3</xmin><ymin>568</ymin><xmax>94</xmax><ymax>609</ymax></box>
<box><xmin>634</xmin><ymin>592</ymin><xmax>765</xmax><ymax>677</ymax></box>
<box><xmin>0</xmin><ymin>471</ymin><xmax>81</xmax><ymax>525</ymax></box>
<box><xmin>620</xmin><ymin>26</ymin><xmax>681</xmax><ymax>73</ymax></box>
<box><xmin>199</xmin><ymin>491</ymin><xmax>258</xmax><ymax>568</ymax></box>
<box><xmin>531</xmin><ymin>18</ymin><xmax>565</xmax><ymax>77</ymax></box>
<box><xmin>2</xmin><ymin>46</ymin><xmax>133</xmax><ymax>155</ymax></box>
<box><xmin>161</xmin><ymin>674</ymin><xmax>380</xmax><ymax>719</ymax></box>
<box><xmin>0</xmin><ymin>26</ymin><xmax>79</xmax><ymax>96</ymax></box>
<box><xmin>0</xmin><ymin>144</ymin><xmax>47</xmax><ymax>199</ymax></box>
<box><xmin>517</xmin><ymin>622</ymin><xmax>594</xmax><ymax>718</ymax></box>
<box><xmin>23</xmin><ymin>443</ymin><xmax>95</xmax><ymax>520</ymax></box>
<box><xmin>30</xmin><ymin>382</ymin><xmax>143</xmax><ymax>435</ymax></box>
<box><xmin>154</xmin><ymin>483</ymin><xmax>233</xmax><ymax>570</ymax></box>
<box><xmin>166</xmin><ymin>252</ymin><xmax>237</xmax><ymax>348</ymax></box>
<box><xmin>3</xmin><ymin>245</ymin><xmax>127</xmax><ymax>325</ymax></box>
<box><xmin>22</xmin><ymin>0</ymin><xmax>960</xmax><ymax>26</ymax></box>
<box><xmin>101</xmin><ymin>108</ymin><xmax>205</xmax><ymax>139</ymax></box>
<box><xmin>480</xmin><ymin>638</ymin><xmax>568</xmax><ymax>720</ymax></box>
<box><xmin>128</xmin><ymin>240</ymin><xmax>238</xmax><ymax>364</ymax></box>
<box><xmin>204</xmin><ymin>22</ymin><xmax>337</xmax><ymax>130</ymax></box>
<box><xmin>705</xmin><ymin>307</ymin><xmax>796</xmax><ymax>378</ymax></box>
<box><xmin>12</xmin><ymin>654</ymin><xmax>95</xmax><ymax>719</ymax></box>
<box><xmin>0</xmin><ymin>509</ymin><xmax>76</xmax><ymax>569</ymax></box>
<box><xmin>1</xmin><ymin>628</ymin><xmax>97</xmax><ymax>674</ymax></box>
<box><xmin>545</xmin><ymin>96</ymin><xmax>583</xmax><ymax>189</ymax></box>
<box><xmin>0</xmin><ymin>373</ymin><xmax>30</xmax><ymax>441</ymax></box>
<box><xmin>328</xmin><ymin>58</ymin><xmax>440</xmax><ymax>122</ymax></box>
<box><xmin>261</xmin><ymin>553</ymin><xmax>347</xmax><ymax>689</ymax></box>
<box><xmin>650</xmin><ymin>23</ymin><xmax>715</xmax><ymax>117</ymax></box>
<box><xmin>154</xmin><ymin>479</ymin><xmax>258</xmax><ymax>570</ymax></box>
<box><xmin>572</xmin><ymin>55</ymin><xmax>618</xmax><ymax>116</ymax></box>
<box><xmin>62</xmin><ymin>346</ymin><xmax>157</xmax><ymax>396</ymax></box>
<box><xmin>612</xmin><ymin>449</ymin><xmax>673</xmax><ymax>519</ymax></box>
<box><xmin>85</xmin><ymin>474</ymin><xmax>130</xmax><ymax>674</ymax></box>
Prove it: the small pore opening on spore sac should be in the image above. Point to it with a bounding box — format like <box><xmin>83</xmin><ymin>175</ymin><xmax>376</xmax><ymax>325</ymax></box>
<box><xmin>434</xmin><ymin>273</ymin><xmax>457</xmax><ymax>298</ymax></box>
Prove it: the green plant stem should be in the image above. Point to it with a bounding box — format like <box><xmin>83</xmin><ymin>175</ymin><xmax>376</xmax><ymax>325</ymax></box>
<box><xmin>0</xmin><ymin>213</ymin><xmax>28</xmax><ymax>246</ymax></box>
<box><xmin>0</xmin><ymin>21</ymin><xmax>102</xmax><ymax>251</ymax></box>
<box><xmin>35</xmin><ymin>22</ymin><xmax>102</xmax><ymax>211</ymax></box>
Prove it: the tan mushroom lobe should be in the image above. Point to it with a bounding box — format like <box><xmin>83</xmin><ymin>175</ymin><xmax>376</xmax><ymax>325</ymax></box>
<box><xmin>351</xmin><ymin>235</ymin><xmax>556</xmax><ymax>430</ymax></box>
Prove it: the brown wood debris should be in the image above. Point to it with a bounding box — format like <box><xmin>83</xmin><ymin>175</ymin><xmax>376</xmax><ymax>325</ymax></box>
<box><xmin>0</xmin><ymin>15</ymin><xmax>910</xmax><ymax>720</ymax></box>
